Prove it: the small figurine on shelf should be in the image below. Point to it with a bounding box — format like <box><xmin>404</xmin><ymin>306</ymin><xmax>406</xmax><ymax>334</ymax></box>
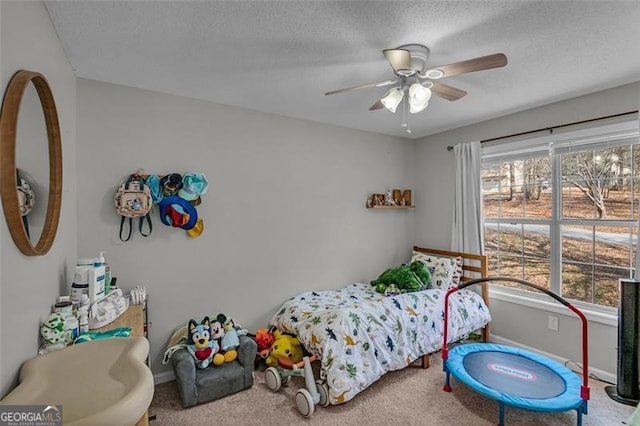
<box><xmin>385</xmin><ymin>188</ymin><xmax>396</xmax><ymax>206</ymax></box>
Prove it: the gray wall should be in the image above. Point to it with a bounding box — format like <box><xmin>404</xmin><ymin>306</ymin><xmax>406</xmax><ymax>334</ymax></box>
<box><xmin>414</xmin><ymin>82</ymin><xmax>640</xmax><ymax>378</ymax></box>
<box><xmin>0</xmin><ymin>0</ymin><xmax>77</xmax><ymax>397</ymax></box>
<box><xmin>76</xmin><ymin>78</ymin><xmax>415</xmax><ymax>376</ymax></box>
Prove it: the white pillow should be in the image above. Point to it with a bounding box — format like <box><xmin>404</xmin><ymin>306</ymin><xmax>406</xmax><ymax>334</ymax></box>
<box><xmin>411</xmin><ymin>251</ymin><xmax>461</xmax><ymax>290</ymax></box>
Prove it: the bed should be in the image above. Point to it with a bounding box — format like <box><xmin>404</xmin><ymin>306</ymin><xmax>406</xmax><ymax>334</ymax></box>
<box><xmin>269</xmin><ymin>246</ymin><xmax>491</xmax><ymax>405</ymax></box>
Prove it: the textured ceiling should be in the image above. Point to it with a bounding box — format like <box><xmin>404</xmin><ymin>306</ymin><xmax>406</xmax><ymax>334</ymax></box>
<box><xmin>44</xmin><ymin>1</ymin><xmax>640</xmax><ymax>139</ymax></box>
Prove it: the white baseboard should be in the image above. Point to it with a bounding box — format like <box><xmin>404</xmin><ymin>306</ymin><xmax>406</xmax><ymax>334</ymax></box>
<box><xmin>490</xmin><ymin>334</ymin><xmax>617</xmax><ymax>385</ymax></box>
<box><xmin>153</xmin><ymin>370</ymin><xmax>175</xmax><ymax>385</ymax></box>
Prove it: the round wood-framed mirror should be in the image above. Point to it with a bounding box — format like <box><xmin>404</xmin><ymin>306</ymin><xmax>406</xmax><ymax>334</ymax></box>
<box><xmin>0</xmin><ymin>70</ymin><xmax>62</xmax><ymax>256</ymax></box>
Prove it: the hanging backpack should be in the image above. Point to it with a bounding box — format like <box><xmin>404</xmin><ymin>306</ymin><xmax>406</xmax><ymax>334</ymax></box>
<box><xmin>114</xmin><ymin>174</ymin><xmax>153</xmax><ymax>241</ymax></box>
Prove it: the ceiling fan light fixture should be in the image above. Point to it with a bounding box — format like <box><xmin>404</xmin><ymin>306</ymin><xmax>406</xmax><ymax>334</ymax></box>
<box><xmin>409</xmin><ymin>83</ymin><xmax>431</xmax><ymax>101</ymax></box>
<box><xmin>408</xmin><ymin>83</ymin><xmax>431</xmax><ymax>113</ymax></box>
<box><xmin>381</xmin><ymin>87</ymin><xmax>404</xmax><ymax>113</ymax></box>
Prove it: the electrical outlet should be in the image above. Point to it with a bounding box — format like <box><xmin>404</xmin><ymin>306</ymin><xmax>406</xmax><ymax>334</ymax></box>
<box><xmin>548</xmin><ymin>315</ymin><xmax>559</xmax><ymax>331</ymax></box>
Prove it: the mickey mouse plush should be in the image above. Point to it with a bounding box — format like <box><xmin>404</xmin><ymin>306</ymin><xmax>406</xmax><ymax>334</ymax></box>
<box><xmin>210</xmin><ymin>314</ymin><xmax>238</xmax><ymax>365</ymax></box>
<box><xmin>187</xmin><ymin>317</ymin><xmax>218</xmax><ymax>369</ymax></box>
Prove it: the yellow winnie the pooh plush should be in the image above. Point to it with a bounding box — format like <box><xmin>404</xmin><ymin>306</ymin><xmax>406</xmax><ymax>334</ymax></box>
<box><xmin>266</xmin><ymin>330</ymin><xmax>303</xmax><ymax>367</ymax></box>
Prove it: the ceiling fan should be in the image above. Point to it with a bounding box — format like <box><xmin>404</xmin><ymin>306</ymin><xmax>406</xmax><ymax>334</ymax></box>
<box><xmin>325</xmin><ymin>44</ymin><xmax>507</xmax><ymax>133</ymax></box>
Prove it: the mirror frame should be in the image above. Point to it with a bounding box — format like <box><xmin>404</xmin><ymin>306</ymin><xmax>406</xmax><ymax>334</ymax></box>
<box><xmin>0</xmin><ymin>70</ymin><xmax>62</xmax><ymax>256</ymax></box>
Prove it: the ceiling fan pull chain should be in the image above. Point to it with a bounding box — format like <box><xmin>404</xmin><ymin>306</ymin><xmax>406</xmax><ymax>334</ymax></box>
<box><xmin>402</xmin><ymin>95</ymin><xmax>412</xmax><ymax>134</ymax></box>
<box><xmin>401</xmin><ymin>95</ymin><xmax>408</xmax><ymax>128</ymax></box>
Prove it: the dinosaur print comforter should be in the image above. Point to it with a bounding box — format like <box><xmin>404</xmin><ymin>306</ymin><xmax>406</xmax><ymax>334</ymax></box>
<box><xmin>270</xmin><ymin>282</ymin><xmax>490</xmax><ymax>405</ymax></box>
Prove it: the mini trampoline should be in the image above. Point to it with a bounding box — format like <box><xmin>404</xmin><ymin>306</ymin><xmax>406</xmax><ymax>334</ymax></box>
<box><xmin>442</xmin><ymin>277</ymin><xmax>590</xmax><ymax>426</ymax></box>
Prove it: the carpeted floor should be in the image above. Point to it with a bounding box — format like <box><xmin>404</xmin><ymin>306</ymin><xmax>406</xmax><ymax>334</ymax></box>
<box><xmin>150</xmin><ymin>355</ymin><xmax>636</xmax><ymax>425</ymax></box>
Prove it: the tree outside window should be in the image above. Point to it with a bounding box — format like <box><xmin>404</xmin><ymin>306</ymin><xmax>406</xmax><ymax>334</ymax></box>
<box><xmin>483</xmin><ymin>134</ymin><xmax>639</xmax><ymax>308</ymax></box>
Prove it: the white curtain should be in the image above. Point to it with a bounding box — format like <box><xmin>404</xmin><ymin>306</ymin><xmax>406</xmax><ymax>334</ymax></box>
<box><xmin>451</xmin><ymin>141</ymin><xmax>484</xmax><ymax>254</ymax></box>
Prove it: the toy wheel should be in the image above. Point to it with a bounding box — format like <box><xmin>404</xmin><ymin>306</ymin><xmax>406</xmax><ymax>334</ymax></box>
<box><xmin>283</xmin><ymin>375</ymin><xmax>292</xmax><ymax>386</ymax></box>
<box><xmin>295</xmin><ymin>388</ymin><xmax>315</xmax><ymax>417</ymax></box>
<box><xmin>265</xmin><ymin>367</ymin><xmax>281</xmax><ymax>392</ymax></box>
<box><xmin>316</xmin><ymin>380</ymin><xmax>330</xmax><ymax>407</ymax></box>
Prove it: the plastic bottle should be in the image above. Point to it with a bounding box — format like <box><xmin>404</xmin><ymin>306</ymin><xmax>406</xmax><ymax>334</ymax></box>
<box><xmin>78</xmin><ymin>310</ymin><xmax>89</xmax><ymax>334</ymax></box>
<box><xmin>78</xmin><ymin>295</ymin><xmax>90</xmax><ymax>334</ymax></box>
<box><xmin>98</xmin><ymin>251</ymin><xmax>111</xmax><ymax>296</ymax></box>
<box><xmin>71</xmin><ymin>266</ymin><xmax>90</xmax><ymax>302</ymax></box>
<box><xmin>64</xmin><ymin>316</ymin><xmax>79</xmax><ymax>343</ymax></box>
<box><xmin>88</xmin><ymin>259</ymin><xmax>106</xmax><ymax>303</ymax></box>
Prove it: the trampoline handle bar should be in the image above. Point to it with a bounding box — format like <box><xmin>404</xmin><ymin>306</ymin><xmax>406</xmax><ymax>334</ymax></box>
<box><xmin>568</xmin><ymin>303</ymin><xmax>590</xmax><ymax>401</ymax></box>
<box><xmin>442</xmin><ymin>276</ymin><xmax>590</xmax><ymax>401</ymax></box>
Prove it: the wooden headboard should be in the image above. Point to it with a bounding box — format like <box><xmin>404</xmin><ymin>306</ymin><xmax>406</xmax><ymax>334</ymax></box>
<box><xmin>412</xmin><ymin>246</ymin><xmax>490</xmax><ymax>341</ymax></box>
<box><xmin>412</xmin><ymin>245</ymin><xmax>488</xmax><ymax>297</ymax></box>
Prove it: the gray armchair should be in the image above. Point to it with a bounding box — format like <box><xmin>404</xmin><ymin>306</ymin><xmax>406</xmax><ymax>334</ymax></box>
<box><xmin>171</xmin><ymin>335</ymin><xmax>257</xmax><ymax>408</ymax></box>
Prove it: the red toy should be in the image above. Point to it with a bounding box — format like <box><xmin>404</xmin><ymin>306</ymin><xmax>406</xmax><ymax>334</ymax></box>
<box><xmin>254</xmin><ymin>328</ymin><xmax>275</xmax><ymax>362</ymax></box>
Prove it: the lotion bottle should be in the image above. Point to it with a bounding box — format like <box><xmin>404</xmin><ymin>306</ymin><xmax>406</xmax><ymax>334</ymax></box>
<box><xmin>99</xmin><ymin>251</ymin><xmax>111</xmax><ymax>295</ymax></box>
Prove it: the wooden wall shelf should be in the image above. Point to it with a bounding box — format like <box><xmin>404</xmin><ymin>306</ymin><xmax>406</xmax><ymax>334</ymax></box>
<box><xmin>368</xmin><ymin>189</ymin><xmax>413</xmax><ymax>209</ymax></box>
<box><xmin>366</xmin><ymin>205</ymin><xmax>415</xmax><ymax>209</ymax></box>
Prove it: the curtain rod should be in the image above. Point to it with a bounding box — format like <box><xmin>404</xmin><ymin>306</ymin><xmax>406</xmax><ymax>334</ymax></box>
<box><xmin>446</xmin><ymin>110</ymin><xmax>638</xmax><ymax>151</ymax></box>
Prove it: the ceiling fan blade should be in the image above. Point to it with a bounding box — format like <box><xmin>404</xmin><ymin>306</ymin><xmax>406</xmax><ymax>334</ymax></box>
<box><xmin>369</xmin><ymin>100</ymin><xmax>384</xmax><ymax>111</ymax></box>
<box><xmin>324</xmin><ymin>79</ymin><xmax>397</xmax><ymax>96</ymax></box>
<box><xmin>383</xmin><ymin>49</ymin><xmax>412</xmax><ymax>74</ymax></box>
<box><xmin>425</xmin><ymin>53</ymin><xmax>507</xmax><ymax>79</ymax></box>
<box><xmin>431</xmin><ymin>81</ymin><xmax>467</xmax><ymax>101</ymax></box>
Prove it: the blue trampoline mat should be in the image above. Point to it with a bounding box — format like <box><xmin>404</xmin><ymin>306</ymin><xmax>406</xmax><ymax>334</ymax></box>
<box><xmin>446</xmin><ymin>343</ymin><xmax>584</xmax><ymax>412</ymax></box>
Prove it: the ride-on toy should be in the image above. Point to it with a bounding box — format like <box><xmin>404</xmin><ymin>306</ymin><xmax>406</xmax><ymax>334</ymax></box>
<box><xmin>264</xmin><ymin>354</ymin><xmax>330</xmax><ymax>417</ymax></box>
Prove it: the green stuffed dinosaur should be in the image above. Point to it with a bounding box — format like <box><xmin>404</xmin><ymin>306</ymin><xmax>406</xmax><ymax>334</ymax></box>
<box><xmin>370</xmin><ymin>260</ymin><xmax>431</xmax><ymax>295</ymax></box>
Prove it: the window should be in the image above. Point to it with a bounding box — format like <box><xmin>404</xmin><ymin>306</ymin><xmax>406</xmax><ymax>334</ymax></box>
<box><xmin>482</xmin><ymin>120</ymin><xmax>640</xmax><ymax>308</ymax></box>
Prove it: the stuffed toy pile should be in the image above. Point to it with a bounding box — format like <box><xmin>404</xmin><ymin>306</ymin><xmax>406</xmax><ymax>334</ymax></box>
<box><xmin>370</xmin><ymin>260</ymin><xmax>431</xmax><ymax>295</ymax></box>
<box><xmin>185</xmin><ymin>314</ymin><xmax>241</xmax><ymax>368</ymax></box>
